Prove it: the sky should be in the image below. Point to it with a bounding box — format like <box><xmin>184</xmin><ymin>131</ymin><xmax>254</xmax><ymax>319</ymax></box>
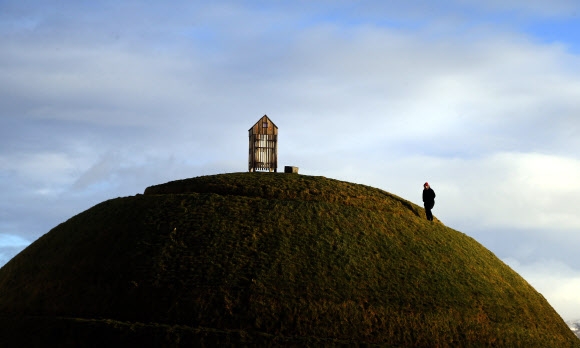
<box><xmin>1</xmin><ymin>0</ymin><xmax>580</xmax><ymax>322</ymax></box>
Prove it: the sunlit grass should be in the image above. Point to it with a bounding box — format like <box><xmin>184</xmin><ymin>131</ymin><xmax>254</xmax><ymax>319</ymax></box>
<box><xmin>0</xmin><ymin>172</ymin><xmax>577</xmax><ymax>346</ymax></box>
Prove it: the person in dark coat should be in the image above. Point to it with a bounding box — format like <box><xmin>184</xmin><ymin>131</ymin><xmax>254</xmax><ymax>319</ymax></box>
<box><xmin>422</xmin><ymin>182</ymin><xmax>436</xmax><ymax>221</ymax></box>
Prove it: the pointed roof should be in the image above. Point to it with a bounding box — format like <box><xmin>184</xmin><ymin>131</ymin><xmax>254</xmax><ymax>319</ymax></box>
<box><xmin>249</xmin><ymin>114</ymin><xmax>278</xmax><ymax>135</ymax></box>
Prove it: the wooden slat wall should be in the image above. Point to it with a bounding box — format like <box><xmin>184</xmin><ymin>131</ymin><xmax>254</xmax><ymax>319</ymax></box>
<box><xmin>248</xmin><ymin>115</ymin><xmax>278</xmax><ymax>172</ymax></box>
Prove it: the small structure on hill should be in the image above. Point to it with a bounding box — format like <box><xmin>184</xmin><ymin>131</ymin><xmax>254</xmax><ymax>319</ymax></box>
<box><xmin>248</xmin><ymin>115</ymin><xmax>278</xmax><ymax>172</ymax></box>
<box><xmin>285</xmin><ymin>166</ymin><xmax>299</xmax><ymax>174</ymax></box>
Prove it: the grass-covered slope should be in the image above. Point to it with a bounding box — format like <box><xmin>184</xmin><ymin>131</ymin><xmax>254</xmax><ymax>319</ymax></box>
<box><xmin>0</xmin><ymin>172</ymin><xmax>577</xmax><ymax>347</ymax></box>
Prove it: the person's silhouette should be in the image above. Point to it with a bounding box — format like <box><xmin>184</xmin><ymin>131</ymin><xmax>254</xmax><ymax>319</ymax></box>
<box><xmin>422</xmin><ymin>182</ymin><xmax>436</xmax><ymax>221</ymax></box>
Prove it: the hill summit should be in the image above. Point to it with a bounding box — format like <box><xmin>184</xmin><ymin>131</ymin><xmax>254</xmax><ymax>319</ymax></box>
<box><xmin>0</xmin><ymin>173</ymin><xmax>577</xmax><ymax>346</ymax></box>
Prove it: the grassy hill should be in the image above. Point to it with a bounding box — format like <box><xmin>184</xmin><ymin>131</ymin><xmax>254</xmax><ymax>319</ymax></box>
<box><xmin>0</xmin><ymin>172</ymin><xmax>577</xmax><ymax>347</ymax></box>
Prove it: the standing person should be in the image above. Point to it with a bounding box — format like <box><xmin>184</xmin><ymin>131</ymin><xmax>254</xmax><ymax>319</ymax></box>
<box><xmin>422</xmin><ymin>182</ymin><xmax>436</xmax><ymax>221</ymax></box>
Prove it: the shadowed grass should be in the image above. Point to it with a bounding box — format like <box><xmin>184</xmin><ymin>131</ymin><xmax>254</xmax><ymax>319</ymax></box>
<box><xmin>0</xmin><ymin>172</ymin><xmax>577</xmax><ymax>346</ymax></box>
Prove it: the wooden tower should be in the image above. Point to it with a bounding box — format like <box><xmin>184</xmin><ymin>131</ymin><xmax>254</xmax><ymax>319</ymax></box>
<box><xmin>248</xmin><ymin>115</ymin><xmax>278</xmax><ymax>172</ymax></box>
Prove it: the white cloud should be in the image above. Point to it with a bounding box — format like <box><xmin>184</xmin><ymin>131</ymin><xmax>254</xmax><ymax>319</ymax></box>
<box><xmin>505</xmin><ymin>258</ymin><xmax>580</xmax><ymax>321</ymax></box>
<box><xmin>382</xmin><ymin>152</ymin><xmax>580</xmax><ymax>231</ymax></box>
<box><xmin>0</xmin><ymin>152</ymin><xmax>76</xmax><ymax>186</ymax></box>
<box><xmin>0</xmin><ymin>233</ymin><xmax>30</xmax><ymax>248</ymax></box>
<box><xmin>0</xmin><ymin>42</ymin><xmax>204</xmax><ymax>128</ymax></box>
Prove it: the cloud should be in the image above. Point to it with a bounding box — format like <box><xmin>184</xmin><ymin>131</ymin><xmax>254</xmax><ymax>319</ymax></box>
<box><xmin>0</xmin><ymin>249</ymin><xmax>23</xmax><ymax>268</ymax></box>
<box><xmin>0</xmin><ymin>151</ymin><xmax>76</xmax><ymax>185</ymax></box>
<box><xmin>0</xmin><ymin>233</ymin><xmax>30</xmax><ymax>268</ymax></box>
<box><xmin>1</xmin><ymin>4</ymin><xmax>578</xmax><ymax>201</ymax></box>
<box><xmin>292</xmin><ymin>151</ymin><xmax>580</xmax><ymax>232</ymax></box>
<box><xmin>0</xmin><ymin>233</ymin><xmax>30</xmax><ymax>248</ymax></box>
<box><xmin>430</xmin><ymin>152</ymin><xmax>580</xmax><ymax>231</ymax></box>
<box><xmin>2</xmin><ymin>6</ymin><xmax>579</xmax><ymax>227</ymax></box>
<box><xmin>505</xmin><ymin>258</ymin><xmax>580</xmax><ymax>321</ymax></box>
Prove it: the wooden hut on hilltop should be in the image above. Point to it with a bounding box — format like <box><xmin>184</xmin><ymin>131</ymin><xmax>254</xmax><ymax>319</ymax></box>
<box><xmin>248</xmin><ymin>115</ymin><xmax>278</xmax><ymax>172</ymax></box>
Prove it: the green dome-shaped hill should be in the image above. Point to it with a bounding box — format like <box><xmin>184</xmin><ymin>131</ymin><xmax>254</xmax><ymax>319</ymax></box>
<box><xmin>0</xmin><ymin>173</ymin><xmax>577</xmax><ymax>347</ymax></box>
